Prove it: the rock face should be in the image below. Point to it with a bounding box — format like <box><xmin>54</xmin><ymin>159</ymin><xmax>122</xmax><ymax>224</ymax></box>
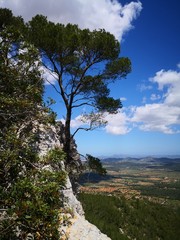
<box><xmin>36</xmin><ymin>123</ymin><xmax>63</xmax><ymax>156</ymax></box>
<box><xmin>35</xmin><ymin>121</ymin><xmax>79</xmax><ymax>161</ymax></box>
<box><xmin>37</xmin><ymin>121</ymin><xmax>111</xmax><ymax>240</ymax></box>
<box><xmin>68</xmin><ymin>214</ymin><xmax>111</xmax><ymax>240</ymax></box>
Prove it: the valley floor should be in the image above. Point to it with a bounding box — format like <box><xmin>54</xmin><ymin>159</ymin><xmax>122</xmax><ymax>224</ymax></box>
<box><xmin>78</xmin><ymin>158</ymin><xmax>180</xmax><ymax>240</ymax></box>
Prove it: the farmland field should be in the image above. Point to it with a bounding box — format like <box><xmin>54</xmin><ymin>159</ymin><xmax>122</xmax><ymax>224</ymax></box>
<box><xmin>78</xmin><ymin>157</ymin><xmax>180</xmax><ymax>240</ymax></box>
<box><xmin>79</xmin><ymin>157</ymin><xmax>180</xmax><ymax>203</ymax></box>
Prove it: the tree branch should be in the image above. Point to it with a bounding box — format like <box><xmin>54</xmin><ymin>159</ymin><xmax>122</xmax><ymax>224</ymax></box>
<box><xmin>72</xmin><ymin>102</ymin><xmax>94</xmax><ymax>109</ymax></box>
<box><xmin>72</xmin><ymin>126</ymin><xmax>92</xmax><ymax>137</ymax></box>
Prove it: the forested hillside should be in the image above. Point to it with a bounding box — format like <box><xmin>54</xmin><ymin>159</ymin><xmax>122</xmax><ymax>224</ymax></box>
<box><xmin>79</xmin><ymin>156</ymin><xmax>180</xmax><ymax>240</ymax></box>
<box><xmin>79</xmin><ymin>193</ymin><xmax>180</xmax><ymax>240</ymax></box>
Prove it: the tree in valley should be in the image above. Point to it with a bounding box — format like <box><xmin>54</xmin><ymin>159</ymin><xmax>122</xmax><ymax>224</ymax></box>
<box><xmin>84</xmin><ymin>154</ymin><xmax>107</xmax><ymax>182</ymax></box>
<box><xmin>27</xmin><ymin>15</ymin><xmax>131</xmax><ymax>164</ymax></box>
<box><xmin>87</xmin><ymin>154</ymin><xmax>107</xmax><ymax>175</ymax></box>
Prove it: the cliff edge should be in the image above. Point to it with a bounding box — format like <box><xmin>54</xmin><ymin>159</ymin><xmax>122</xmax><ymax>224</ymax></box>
<box><xmin>37</xmin><ymin>121</ymin><xmax>111</xmax><ymax>240</ymax></box>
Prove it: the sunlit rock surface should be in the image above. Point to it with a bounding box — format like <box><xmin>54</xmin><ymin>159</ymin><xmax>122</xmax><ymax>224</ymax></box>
<box><xmin>37</xmin><ymin>121</ymin><xmax>111</xmax><ymax>240</ymax></box>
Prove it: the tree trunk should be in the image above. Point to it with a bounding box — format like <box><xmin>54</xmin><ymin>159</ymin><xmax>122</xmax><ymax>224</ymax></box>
<box><xmin>64</xmin><ymin>108</ymin><xmax>72</xmax><ymax>165</ymax></box>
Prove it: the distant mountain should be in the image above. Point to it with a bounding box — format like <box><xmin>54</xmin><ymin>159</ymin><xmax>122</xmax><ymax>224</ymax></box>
<box><xmin>101</xmin><ymin>157</ymin><xmax>180</xmax><ymax>171</ymax></box>
<box><xmin>101</xmin><ymin>156</ymin><xmax>180</xmax><ymax>162</ymax></box>
<box><xmin>100</xmin><ymin>154</ymin><xmax>180</xmax><ymax>159</ymax></box>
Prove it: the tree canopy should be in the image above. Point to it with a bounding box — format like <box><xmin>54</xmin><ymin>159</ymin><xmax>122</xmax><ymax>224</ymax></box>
<box><xmin>0</xmin><ymin>7</ymin><xmax>132</xmax><ymax>238</ymax></box>
<box><xmin>26</xmin><ymin>15</ymin><xmax>131</xmax><ymax>163</ymax></box>
<box><xmin>86</xmin><ymin>154</ymin><xmax>107</xmax><ymax>176</ymax></box>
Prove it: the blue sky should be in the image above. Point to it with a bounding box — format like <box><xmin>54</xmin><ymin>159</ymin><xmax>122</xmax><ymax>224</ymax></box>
<box><xmin>1</xmin><ymin>0</ymin><xmax>180</xmax><ymax>157</ymax></box>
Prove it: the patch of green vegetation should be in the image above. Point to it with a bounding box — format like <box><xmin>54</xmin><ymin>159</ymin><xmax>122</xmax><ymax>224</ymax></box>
<box><xmin>79</xmin><ymin>193</ymin><xmax>180</xmax><ymax>240</ymax></box>
<box><xmin>0</xmin><ymin>9</ymin><xmax>67</xmax><ymax>238</ymax></box>
<box><xmin>135</xmin><ymin>181</ymin><xmax>180</xmax><ymax>200</ymax></box>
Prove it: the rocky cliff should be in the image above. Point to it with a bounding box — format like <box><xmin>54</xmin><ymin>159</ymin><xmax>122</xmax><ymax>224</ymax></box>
<box><xmin>37</xmin><ymin>121</ymin><xmax>111</xmax><ymax>240</ymax></box>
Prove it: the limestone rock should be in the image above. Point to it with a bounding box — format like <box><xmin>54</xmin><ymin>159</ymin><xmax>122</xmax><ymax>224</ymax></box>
<box><xmin>68</xmin><ymin>214</ymin><xmax>111</xmax><ymax>240</ymax></box>
<box><xmin>36</xmin><ymin>123</ymin><xmax>63</xmax><ymax>156</ymax></box>
<box><xmin>36</xmin><ymin>120</ymin><xmax>111</xmax><ymax>240</ymax></box>
<box><xmin>62</xmin><ymin>176</ymin><xmax>84</xmax><ymax>216</ymax></box>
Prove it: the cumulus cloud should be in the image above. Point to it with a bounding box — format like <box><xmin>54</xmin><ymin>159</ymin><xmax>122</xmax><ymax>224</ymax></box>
<box><xmin>131</xmin><ymin>66</ymin><xmax>180</xmax><ymax>134</ymax></box>
<box><xmin>70</xmin><ymin>110</ymin><xmax>132</xmax><ymax>135</ymax></box>
<box><xmin>0</xmin><ymin>0</ymin><xmax>142</xmax><ymax>41</ymax></box>
<box><xmin>104</xmin><ymin>111</ymin><xmax>131</xmax><ymax>134</ymax></box>
<box><xmin>150</xmin><ymin>69</ymin><xmax>180</xmax><ymax>90</ymax></box>
<box><xmin>150</xmin><ymin>69</ymin><xmax>180</xmax><ymax>106</ymax></box>
<box><xmin>71</xmin><ymin>65</ymin><xmax>180</xmax><ymax>135</ymax></box>
<box><xmin>131</xmin><ymin>104</ymin><xmax>180</xmax><ymax>134</ymax></box>
<box><xmin>164</xmin><ymin>81</ymin><xmax>180</xmax><ymax>107</ymax></box>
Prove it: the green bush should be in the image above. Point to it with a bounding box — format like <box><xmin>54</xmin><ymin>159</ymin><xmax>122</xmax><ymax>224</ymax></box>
<box><xmin>0</xmin><ymin>146</ymin><xmax>67</xmax><ymax>239</ymax></box>
<box><xmin>0</xmin><ymin>9</ymin><xmax>67</xmax><ymax>238</ymax></box>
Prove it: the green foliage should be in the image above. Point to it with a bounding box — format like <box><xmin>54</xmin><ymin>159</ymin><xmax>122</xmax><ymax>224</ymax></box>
<box><xmin>0</xmin><ymin>151</ymin><xmax>66</xmax><ymax>239</ymax></box>
<box><xmin>0</xmin><ymin>9</ymin><xmax>56</xmax><ymax>131</ymax></box>
<box><xmin>135</xmin><ymin>180</ymin><xmax>180</xmax><ymax>200</ymax></box>
<box><xmin>0</xmin><ymin>9</ymin><xmax>66</xmax><ymax>239</ymax></box>
<box><xmin>79</xmin><ymin>193</ymin><xmax>180</xmax><ymax>240</ymax></box>
<box><xmin>26</xmin><ymin>15</ymin><xmax>131</xmax><ymax>161</ymax></box>
<box><xmin>42</xmin><ymin>147</ymin><xmax>66</xmax><ymax>165</ymax></box>
<box><xmin>86</xmin><ymin>154</ymin><xmax>107</xmax><ymax>176</ymax></box>
<box><xmin>0</xmin><ymin>13</ymin><xmax>43</xmax><ymax>130</ymax></box>
<box><xmin>0</xmin><ymin>130</ymin><xmax>67</xmax><ymax>239</ymax></box>
<box><xmin>104</xmin><ymin>57</ymin><xmax>131</xmax><ymax>79</ymax></box>
<box><xmin>0</xmin><ymin>8</ymin><xmax>24</xmax><ymax>31</ymax></box>
<box><xmin>27</xmin><ymin>15</ymin><xmax>131</xmax><ymax>112</ymax></box>
<box><xmin>96</xmin><ymin>96</ymin><xmax>122</xmax><ymax>114</ymax></box>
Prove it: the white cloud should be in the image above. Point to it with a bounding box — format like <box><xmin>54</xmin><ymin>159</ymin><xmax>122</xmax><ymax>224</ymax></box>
<box><xmin>150</xmin><ymin>93</ymin><xmax>161</xmax><ymax>101</ymax></box>
<box><xmin>70</xmin><ymin>115</ymin><xmax>86</xmax><ymax>128</ymax></box>
<box><xmin>69</xmin><ymin>64</ymin><xmax>180</xmax><ymax>135</ymax></box>
<box><xmin>131</xmin><ymin>66</ymin><xmax>180</xmax><ymax>134</ymax></box>
<box><xmin>164</xmin><ymin>81</ymin><xmax>180</xmax><ymax>107</ymax></box>
<box><xmin>59</xmin><ymin>115</ymin><xmax>86</xmax><ymax>129</ymax></box>
<box><xmin>131</xmin><ymin>104</ymin><xmax>180</xmax><ymax>134</ymax></box>
<box><xmin>100</xmin><ymin>65</ymin><xmax>180</xmax><ymax>135</ymax></box>
<box><xmin>104</xmin><ymin>111</ymin><xmax>131</xmax><ymax>135</ymax></box>
<box><xmin>150</xmin><ymin>69</ymin><xmax>180</xmax><ymax>107</ymax></box>
<box><xmin>40</xmin><ymin>66</ymin><xmax>57</xmax><ymax>85</ymax></box>
<box><xmin>150</xmin><ymin>69</ymin><xmax>180</xmax><ymax>90</ymax></box>
<box><xmin>68</xmin><ymin>110</ymin><xmax>131</xmax><ymax>135</ymax></box>
<box><xmin>0</xmin><ymin>0</ymin><xmax>142</xmax><ymax>41</ymax></box>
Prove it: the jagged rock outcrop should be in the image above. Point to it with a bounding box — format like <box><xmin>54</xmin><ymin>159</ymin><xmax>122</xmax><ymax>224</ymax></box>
<box><xmin>36</xmin><ymin>120</ymin><xmax>111</xmax><ymax>240</ymax></box>
<box><xmin>34</xmin><ymin>121</ymin><xmax>79</xmax><ymax>161</ymax></box>
<box><xmin>36</xmin><ymin>123</ymin><xmax>63</xmax><ymax>156</ymax></box>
